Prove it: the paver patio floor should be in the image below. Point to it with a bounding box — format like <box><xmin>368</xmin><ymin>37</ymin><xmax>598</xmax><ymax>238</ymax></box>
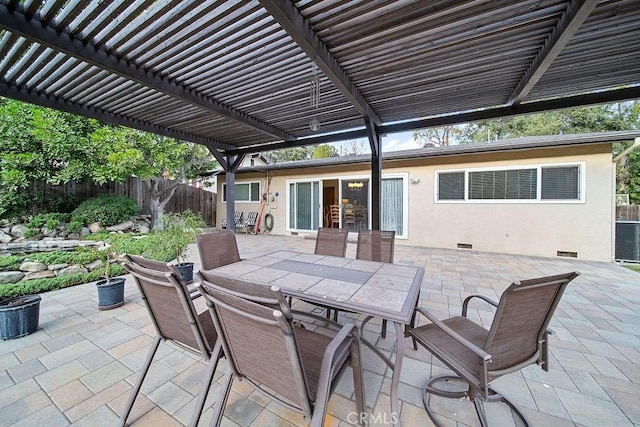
<box><xmin>1</xmin><ymin>233</ymin><xmax>638</xmax><ymax>426</ymax></box>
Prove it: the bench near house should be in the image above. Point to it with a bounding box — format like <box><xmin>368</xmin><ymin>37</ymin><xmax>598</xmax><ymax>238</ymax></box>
<box><xmin>217</xmin><ymin>131</ymin><xmax>640</xmax><ymax>262</ymax></box>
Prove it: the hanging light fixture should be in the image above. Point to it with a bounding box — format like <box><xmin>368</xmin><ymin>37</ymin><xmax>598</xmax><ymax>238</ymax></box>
<box><xmin>309</xmin><ymin>61</ymin><xmax>321</xmax><ymax>131</ymax></box>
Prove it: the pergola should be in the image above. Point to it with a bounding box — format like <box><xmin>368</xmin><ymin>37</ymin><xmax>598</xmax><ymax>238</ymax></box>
<box><xmin>1</xmin><ymin>0</ymin><xmax>639</xmax><ymax>228</ymax></box>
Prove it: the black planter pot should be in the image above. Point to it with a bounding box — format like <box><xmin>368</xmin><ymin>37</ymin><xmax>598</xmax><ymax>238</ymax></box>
<box><xmin>174</xmin><ymin>262</ymin><xmax>194</xmax><ymax>284</ymax></box>
<box><xmin>0</xmin><ymin>294</ymin><xmax>41</xmax><ymax>340</ymax></box>
<box><xmin>96</xmin><ymin>277</ymin><xmax>126</xmax><ymax>310</ymax></box>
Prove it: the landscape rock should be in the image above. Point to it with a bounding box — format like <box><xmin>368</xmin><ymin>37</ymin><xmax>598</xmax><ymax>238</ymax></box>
<box><xmin>0</xmin><ymin>230</ymin><xmax>12</xmax><ymax>244</ymax></box>
<box><xmin>10</xmin><ymin>224</ymin><xmax>29</xmax><ymax>238</ymax></box>
<box><xmin>81</xmin><ymin>227</ymin><xmax>91</xmax><ymax>236</ymax></box>
<box><xmin>136</xmin><ymin>224</ymin><xmax>150</xmax><ymax>234</ymax></box>
<box><xmin>86</xmin><ymin>260</ymin><xmax>104</xmax><ymax>271</ymax></box>
<box><xmin>57</xmin><ymin>265</ymin><xmax>88</xmax><ymax>276</ymax></box>
<box><xmin>19</xmin><ymin>261</ymin><xmax>47</xmax><ymax>272</ymax></box>
<box><xmin>0</xmin><ymin>271</ymin><xmax>24</xmax><ymax>284</ymax></box>
<box><xmin>88</xmin><ymin>222</ymin><xmax>103</xmax><ymax>233</ymax></box>
<box><xmin>24</xmin><ymin>270</ymin><xmax>56</xmax><ymax>280</ymax></box>
<box><xmin>48</xmin><ymin>263</ymin><xmax>69</xmax><ymax>271</ymax></box>
<box><xmin>106</xmin><ymin>220</ymin><xmax>134</xmax><ymax>232</ymax></box>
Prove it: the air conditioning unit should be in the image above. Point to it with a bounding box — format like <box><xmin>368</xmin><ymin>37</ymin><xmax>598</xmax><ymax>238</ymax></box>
<box><xmin>615</xmin><ymin>221</ymin><xmax>640</xmax><ymax>261</ymax></box>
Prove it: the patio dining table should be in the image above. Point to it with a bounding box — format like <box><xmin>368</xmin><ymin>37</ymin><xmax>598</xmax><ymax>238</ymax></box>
<box><xmin>205</xmin><ymin>250</ymin><xmax>424</xmax><ymax>426</ymax></box>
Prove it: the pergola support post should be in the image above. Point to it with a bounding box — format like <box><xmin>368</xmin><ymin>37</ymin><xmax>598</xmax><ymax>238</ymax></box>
<box><xmin>365</xmin><ymin>117</ymin><xmax>382</xmax><ymax>230</ymax></box>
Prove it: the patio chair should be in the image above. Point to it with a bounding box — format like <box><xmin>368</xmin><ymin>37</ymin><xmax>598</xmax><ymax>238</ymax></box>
<box><xmin>120</xmin><ymin>261</ymin><xmax>223</xmax><ymax>427</ymax></box>
<box><xmin>124</xmin><ymin>253</ymin><xmax>199</xmax><ymax>298</ymax></box>
<box><xmin>407</xmin><ymin>271</ymin><xmax>579</xmax><ymax>426</ymax></box>
<box><xmin>196</xmin><ymin>271</ymin><xmax>366</xmax><ymax>427</ymax></box>
<box><xmin>196</xmin><ymin>230</ymin><xmax>241</xmax><ymax>271</ymax></box>
<box><xmin>355</xmin><ymin>230</ymin><xmax>395</xmax><ymax>338</ymax></box>
<box><xmin>220</xmin><ymin>211</ymin><xmax>243</xmax><ymax>231</ymax></box>
<box><xmin>243</xmin><ymin>211</ymin><xmax>259</xmax><ymax>234</ymax></box>
<box><xmin>314</xmin><ymin>227</ymin><xmax>348</xmax><ymax>257</ymax></box>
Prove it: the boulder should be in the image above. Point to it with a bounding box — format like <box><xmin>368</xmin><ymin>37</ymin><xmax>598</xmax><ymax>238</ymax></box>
<box><xmin>24</xmin><ymin>270</ymin><xmax>56</xmax><ymax>280</ymax></box>
<box><xmin>42</xmin><ymin>227</ymin><xmax>58</xmax><ymax>238</ymax></box>
<box><xmin>0</xmin><ymin>229</ymin><xmax>12</xmax><ymax>244</ymax></box>
<box><xmin>0</xmin><ymin>271</ymin><xmax>24</xmax><ymax>284</ymax></box>
<box><xmin>10</xmin><ymin>224</ymin><xmax>29</xmax><ymax>238</ymax></box>
<box><xmin>57</xmin><ymin>265</ymin><xmax>88</xmax><ymax>276</ymax></box>
<box><xmin>106</xmin><ymin>220</ymin><xmax>134</xmax><ymax>232</ymax></box>
<box><xmin>19</xmin><ymin>261</ymin><xmax>47</xmax><ymax>272</ymax></box>
<box><xmin>48</xmin><ymin>263</ymin><xmax>69</xmax><ymax>271</ymax></box>
<box><xmin>88</xmin><ymin>222</ymin><xmax>103</xmax><ymax>233</ymax></box>
<box><xmin>80</xmin><ymin>227</ymin><xmax>91</xmax><ymax>236</ymax></box>
<box><xmin>136</xmin><ymin>224</ymin><xmax>150</xmax><ymax>234</ymax></box>
<box><xmin>86</xmin><ymin>259</ymin><xmax>104</xmax><ymax>271</ymax></box>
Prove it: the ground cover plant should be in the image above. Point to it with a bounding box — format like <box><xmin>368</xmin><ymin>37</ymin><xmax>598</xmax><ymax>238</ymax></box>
<box><xmin>0</xmin><ymin>228</ymin><xmax>184</xmax><ymax>301</ymax></box>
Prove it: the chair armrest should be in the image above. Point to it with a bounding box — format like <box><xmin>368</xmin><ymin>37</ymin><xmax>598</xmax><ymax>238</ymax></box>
<box><xmin>414</xmin><ymin>307</ymin><xmax>491</xmax><ymax>362</ymax></box>
<box><xmin>290</xmin><ymin>309</ymin><xmax>343</xmax><ymax>332</ymax></box>
<box><xmin>316</xmin><ymin>323</ymin><xmax>360</xmax><ymax>395</ymax></box>
<box><xmin>462</xmin><ymin>294</ymin><xmax>498</xmax><ymax>317</ymax></box>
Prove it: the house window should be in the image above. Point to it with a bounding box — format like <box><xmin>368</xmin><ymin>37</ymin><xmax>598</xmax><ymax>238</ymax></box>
<box><xmin>436</xmin><ymin>163</ymin><xmax>583</xmax><ymax>202</ymax></box>
<box><xmin>222</xmin><ymin>182</ymin><xmax>260</xmax><ymax>202</ymax></box>
<box><xmin>438</xmin><ymin>172</ymin><xmax>465</xmax><ymax>200</ymax></box>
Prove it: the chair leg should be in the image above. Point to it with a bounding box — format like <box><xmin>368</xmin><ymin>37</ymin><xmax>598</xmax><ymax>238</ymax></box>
<box><xmin>351</xmin><ymin>337</ymin><xmax>367</xmax><ymax>426</ymax></box>
<box><xmin>210</xmin><ymin>368</ymin><xmax>234</xmax><ymax>427</ymax></box>
<box><xmin>188</xmin><ymin>341</ymin><xmax>223</xmax><ymax>427</ymax></box>
<box><xmin>120</xmin><ymin>335</ymin><xmax>161</xmax><ymax>426</ymax></box>
<box><xmin>381</xmin><ymin>319</ymin><xmax>387</xmax><ymax>338</ymax></box>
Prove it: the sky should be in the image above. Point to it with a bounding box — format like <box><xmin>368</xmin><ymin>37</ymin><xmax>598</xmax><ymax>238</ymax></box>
<box><xmin>330</xmin><ymin>130</ymin><xmax>420</xmax><ymax>155</ymax></box>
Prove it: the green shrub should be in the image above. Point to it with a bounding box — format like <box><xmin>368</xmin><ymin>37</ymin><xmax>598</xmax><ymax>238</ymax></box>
<box><xmin>71</xmin><ymin>194</ymin><xmax>139</xmax><ymax>226</ymax></box>
<box><xmin>67</xmin><ymin>220</ymin><xmax>83</xmax><ymax>233</ymax></box>
<box><xmin>160</xmin><ymin>211</ymin><xmax>205</xmax><ymax>263</ymax></box>
<box><xmin>27</xmin><ymin>213</ymin><xmax>71</xmax><ymax>230</ymax></box>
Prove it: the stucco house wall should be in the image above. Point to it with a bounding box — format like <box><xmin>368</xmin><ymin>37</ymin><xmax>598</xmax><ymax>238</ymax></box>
<box><xmin>217</xmin><ymin>139</ymin><xmax>616</xmax><ymax>262</ymax></box>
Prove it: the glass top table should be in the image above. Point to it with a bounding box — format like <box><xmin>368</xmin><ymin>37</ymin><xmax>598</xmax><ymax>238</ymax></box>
<box><xmin>208</xmin><ymin>250</ymin><xmax>425</xmax><ymax>425</ymax></box>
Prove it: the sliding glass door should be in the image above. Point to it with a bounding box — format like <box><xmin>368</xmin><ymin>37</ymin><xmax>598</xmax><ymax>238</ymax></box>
<box><xmin>288</xmin><ymin>181</ymin><xmax>320</xmax><ymax>231</ymax></box>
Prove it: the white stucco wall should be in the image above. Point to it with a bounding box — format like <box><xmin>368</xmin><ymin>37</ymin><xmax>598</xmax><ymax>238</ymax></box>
<box><xmin>218</xmin><ymin>144</ymin><xmax>614</xmax><ymax>262</ymax></box>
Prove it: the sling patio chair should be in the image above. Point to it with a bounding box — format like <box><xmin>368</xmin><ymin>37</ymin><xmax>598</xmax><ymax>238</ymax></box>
<box><xmin>120</xmin><ymin>260</ymin><xmax>223</xmax><ymax>427</ymax></box>
<box><xmin>355</xmin><ymin>230</ymin><xmax>396</xmax><ymax>338</ymax></box>
<box><xmin>312</xmin><ymin>227</ymin><xmax>349</xmax><ymax>320</ymax></box>
<box><xmin>243</xmin><ymin>211</ymin><xmax>259</xmax><ymax>234</ymax></box>
<box><xmin>124</xmin><ymin>253</ymin><xmax>200</xmax><ymax>298</ymax></box>
<box><xmin>314</xmin><ymin>227</ymin><xmax>348</xmax><ymax>257</ymax></box>
<box><xmin>196</xmin><ymin>271</ymin><xmax>367</xmax><ymax>427</ymax></box>
<box><xmin>220</xmin><ymin>211</ymin><xmax>243</xmax><ymax>232</ymax></box>
<box><xmin>407</xmin><ymin>271</ymin><xmax>580</xmax><ymax>426</ymax></box>
<box><xmin>196</xmin><ymin>230</ymin><xmax>241</xmax><ymax>271</ymax></box>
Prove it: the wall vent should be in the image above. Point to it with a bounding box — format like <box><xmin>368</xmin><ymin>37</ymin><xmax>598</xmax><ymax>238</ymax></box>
<box><xmin>457</xmin><ymin>243</ymin><xmax>473</xmax><ymax>249</ymax></box>
<box><xmin>290</xmin><ymin>232</ymin><xmax>298</xmax><ymax>236</ymax></box>
<box><xmin>557</xmin><ymin>251</ymin><xmax>577</xmax><ymax>258</ymax></box>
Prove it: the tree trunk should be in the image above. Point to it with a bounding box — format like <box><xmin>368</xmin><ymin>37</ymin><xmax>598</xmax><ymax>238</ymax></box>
<box><xmin>145</xmin><ymin>178</ymin><xmax>179</xmax><ymax>230</ymax></box>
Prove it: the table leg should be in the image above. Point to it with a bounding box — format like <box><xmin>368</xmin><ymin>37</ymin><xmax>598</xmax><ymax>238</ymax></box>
<box><xmin>390</xmin><ymin>321</ymin><xmax>405</xmax><ymax>427</ymax></box>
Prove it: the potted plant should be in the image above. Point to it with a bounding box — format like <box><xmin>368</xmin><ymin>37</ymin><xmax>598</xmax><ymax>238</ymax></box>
<box><xmin>0</xmin><ymin>294</ymin><xmax>41</xmax><ymax>340</ymax></box>
<box><xmin>96</xmin><ymin>242</ymin><xmax>126</xmax><ymax>310</ymax></box>
<box><xmin>161</xmin><ymin>210</ymin><xmax>205</xmax><ymax>283</ymax></box>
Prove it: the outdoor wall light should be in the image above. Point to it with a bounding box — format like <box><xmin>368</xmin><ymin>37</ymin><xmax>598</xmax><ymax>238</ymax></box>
<box><xmin>348</xmin><ymin>181</ymin><xmax>364</xmax><ymax>190</ymax></box>
<box><xmin>410</xmin><ymin>177</ymin><xmax>421</xmax><ymax>184</ymax></box>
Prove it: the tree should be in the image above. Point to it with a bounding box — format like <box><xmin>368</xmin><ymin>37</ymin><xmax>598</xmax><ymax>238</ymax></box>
<box><xmin>312</xmin><ymin>144</ymin><xmax>337</xmax><ymax>159</ymax></box>
<box><xmin>87</xmin><ymin>126</ymin><xmax>217</xmax><ymax>228</ymax></box>
<box><xmin>459</xmin><ymin>102</ymin><xmax>640</xmax><ymax>202</ymax></box>
<box><xmin>413</xmin><ymin>125</ymin><xmax>462</xmax><ymax>147</ymax></box>
<box><xmin>264</xmin><ymin>146</ymin><xmax>316</xmax><ymax>163</ymax></box>
<box><xmin>0</xmin><ymin>98</ymin><xmax>218</xmax><ymax>226</ymax></box>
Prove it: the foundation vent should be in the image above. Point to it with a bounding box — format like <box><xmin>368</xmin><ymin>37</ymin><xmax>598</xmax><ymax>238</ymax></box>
<box><xmin>457</xmin><ymin>243</ymin><xmax>473</xmax><ymax>249</ymax></box>
<box><xmin>557</xmin><ymin>251</ymin><xmax>577</xmax><ymax>258</ymax></box>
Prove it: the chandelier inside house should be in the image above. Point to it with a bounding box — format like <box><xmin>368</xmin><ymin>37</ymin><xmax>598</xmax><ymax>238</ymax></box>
<box><xmin>309</xmin><ymin>61</ymin><xmax>321</xmax><ymax>131</ymax></box>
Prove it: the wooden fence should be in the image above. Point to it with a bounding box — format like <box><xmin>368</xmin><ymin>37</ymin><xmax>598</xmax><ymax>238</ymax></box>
<box><xmin>616</xmin><ymin>205</ymin><xmax>640</xmax><ymax>221</ymax></box>
<box><xmin>28</xmin><ymin>177</ymin><xmax>217</xmax><ymax>225</ymax></box>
